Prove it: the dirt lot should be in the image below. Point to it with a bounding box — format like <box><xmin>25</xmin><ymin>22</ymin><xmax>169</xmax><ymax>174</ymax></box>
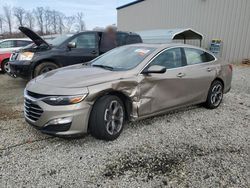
<box><xmin>0</xmin><ymin>66</ymin><xmax>249</xmax><ymax>188</ymax></box>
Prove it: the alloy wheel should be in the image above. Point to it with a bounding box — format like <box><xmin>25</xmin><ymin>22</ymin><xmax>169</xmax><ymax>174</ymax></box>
<box><xmin>210</xmin><ymin>84</ymin><xmax>223</xmax><ymax>107</ymax></box>
<box><xmin>4</xmin><ymin>62</ymin><xmax>10</xmax><ymax>73</ymax></box>
<box><xmin>40</xmin><ymin>66</ymin><xmax>55</xmax><ymax>74</ymax></box>
<box><xmin>104</xmin><ymin>100</ymin><xmax>124</xmax><ymax>135</ymax></box>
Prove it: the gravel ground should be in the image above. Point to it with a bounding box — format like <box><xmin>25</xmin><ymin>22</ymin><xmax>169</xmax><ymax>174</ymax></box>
<box><xmin>0</xmin><ymin>66</ymin><xmax>249</xmax><ymax>188</ymax></box>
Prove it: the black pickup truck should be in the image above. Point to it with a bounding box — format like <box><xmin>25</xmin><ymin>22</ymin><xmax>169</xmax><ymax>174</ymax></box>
<box><xmin>9</xmin><ymin>27</ymin><xmax>142</xmax><ymax>79</ymax></box>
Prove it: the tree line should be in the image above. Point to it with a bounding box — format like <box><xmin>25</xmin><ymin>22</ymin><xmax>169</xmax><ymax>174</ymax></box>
<box><xmin>0</xmin><ymin>6</ymin><xmax>86</xmax><ymax>37</ymax></box>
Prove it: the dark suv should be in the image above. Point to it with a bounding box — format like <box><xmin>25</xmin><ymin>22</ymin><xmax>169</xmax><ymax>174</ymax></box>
<box><xmin>9</xmin><ymin>27</ymin><xmax>142</xmax><ymax>79</ymax></box>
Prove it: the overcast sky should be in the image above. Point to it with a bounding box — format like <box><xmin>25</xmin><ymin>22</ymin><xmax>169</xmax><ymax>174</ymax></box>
<box><xmin>0</xmin><ymin>0</ymin><xmax>134</xmax><ymax>29</ymax></box>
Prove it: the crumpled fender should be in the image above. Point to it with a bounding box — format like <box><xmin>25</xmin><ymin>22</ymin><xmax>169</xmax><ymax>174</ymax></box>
<box><xmin>86</xmin><ymin>76</ymin><xmax>145</xmax><ymax>120</ymax></box>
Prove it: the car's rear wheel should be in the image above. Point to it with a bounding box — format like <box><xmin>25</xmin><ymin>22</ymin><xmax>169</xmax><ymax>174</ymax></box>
<box><xmin>204</xmin><ymin>80</ymin><xmax>224</xmax><ymax>109</ymax></box>
<box><xmin>89</xmin><ymin>95</ymin><xmax>125</xmax><ymax>141</ymax></box>
<box><xmin>33</xmin><ymin>62</ymin><xmax>59</xmax><ymax>78</ymax></box>
<box><xmin>1</xmin><ymin>59</ymin><xmax>10</xmax><ymax>73</ymax></box>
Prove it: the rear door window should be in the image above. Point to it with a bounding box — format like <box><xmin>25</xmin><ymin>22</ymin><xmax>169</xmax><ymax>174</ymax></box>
<box><xmin>116</xmin><ymin>33</ymin><xmax>127</xmax><ymax>46</ymax></box>
<box><xmin>184</xmin><ymin>48</ymin><xmax>215</xmax><ymax>65</ymax></box>
<box><xmin>125</xmin><ymin>35</ymin><xmax>142</xmax><ymax>45</ymax></box>
<box><xmin>16</xmin><ymin>40</ymin><xmax>32</xmax><ymax>47</ymax></box>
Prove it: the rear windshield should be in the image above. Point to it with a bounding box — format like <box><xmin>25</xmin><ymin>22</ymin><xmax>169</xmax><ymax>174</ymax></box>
<box><xmin>91</xmin><ymin>46</ymin><xmax>156</xmax><ymax>71</ymax></box>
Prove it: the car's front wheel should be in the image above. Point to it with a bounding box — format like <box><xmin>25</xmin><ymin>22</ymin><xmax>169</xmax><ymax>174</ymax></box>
<box><xmin>89</xmin><ymin>95</ymin><xmax>125</xmax><ymax>141</ymax></box>
<box><xmin>33</xmin><ymin>62</ymin><xmax>59</xmax><ymax>78</ymax></box>
<box><xmin>204</xmin><ymin>80</ymin><xmax>224</xmax><ymax>109</ymax></box>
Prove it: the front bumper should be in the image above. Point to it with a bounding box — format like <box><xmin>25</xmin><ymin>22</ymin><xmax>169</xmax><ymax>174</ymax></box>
<box><xmin>9</xmin><ymin>60</ymin><xmax>32</xmax><ymax>79</ymax></box>
<box><xmin>24</xmin><ymin>95</ymin><xmax>92</xmax><ymax>136</ymax></box>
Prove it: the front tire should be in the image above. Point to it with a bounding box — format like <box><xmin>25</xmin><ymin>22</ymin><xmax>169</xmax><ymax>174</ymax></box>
<box><xmin>204</xmin><ymin>80</ymin><xmax>224</xmax><ymax>109</ymax></box>
<box><xmin>33</xmin><ymin>62</ymin><xmax>59</xmax><ymax>78</ymax></box>
<box><xmin>89</xmin><ymin>95</ymin><xmax>125</xmax><ymax>141</ymax></box>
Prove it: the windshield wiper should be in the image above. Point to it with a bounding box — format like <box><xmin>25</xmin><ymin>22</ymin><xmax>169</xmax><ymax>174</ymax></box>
<box><xmin>92</xmin><ymin>64</ymin><xmax>114</xmax><ymax>70</ymax></box>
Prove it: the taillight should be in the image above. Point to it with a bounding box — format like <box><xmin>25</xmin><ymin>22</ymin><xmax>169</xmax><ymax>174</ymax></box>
<box><xmin>229</xmin><ymin>64</ymin><xmax>233</xmax><ymax>72</ymax></box>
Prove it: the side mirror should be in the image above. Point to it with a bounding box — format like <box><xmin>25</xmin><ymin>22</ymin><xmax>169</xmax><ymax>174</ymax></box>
<box><xmin>142</xmin><ymin>65</ymin><xmax>166</xmax><ymax>74</ymax></box>
<box><xmin>67</xmin><ymin>42</ymin><xmax>76</xmax><ymax>49</ymax></box>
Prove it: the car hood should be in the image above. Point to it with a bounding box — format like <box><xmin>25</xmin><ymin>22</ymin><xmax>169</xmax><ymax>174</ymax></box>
<box><xmin>19</xmin><ymin>27</ymin><xmax>49</xmax><ymax>47</ymax></box>
<box><xmin>31</xmin><ymin>64</ymin><xmax>129</xmax><ymax>89</ymax></box>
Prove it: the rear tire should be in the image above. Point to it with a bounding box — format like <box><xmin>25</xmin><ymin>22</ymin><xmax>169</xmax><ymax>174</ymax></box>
<box><xmin>1</xmin><ymin>59</ymin><xmax>10</xmax><ymax>73</ymax></box>
<box><xmin>33</xmin><ymin>62</ymin><xmax>59</xmax><ymax>78</ymax></box>
<box><xmin>89</xmin><ymin>95</ymin><xmax>125</xmax><ymax>141</ymax></box>
<box><xmin>204</xmin><ymin>80</ymin><xmax>224</xmax><ymax>109</ymax></box>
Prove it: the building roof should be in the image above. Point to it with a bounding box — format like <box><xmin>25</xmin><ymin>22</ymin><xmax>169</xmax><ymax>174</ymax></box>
<box><xmin>137</xmin><ymin>28</ymin><xmax>203</xmax><ymax>44</ymax></box>
<box><xmin>117</xmin><ymin>0</ymin><xmax>145</xmax><ymax>10</ymax></box>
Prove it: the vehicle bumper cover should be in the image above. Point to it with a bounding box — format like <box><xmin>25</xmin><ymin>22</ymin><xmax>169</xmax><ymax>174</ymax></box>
<box><xmin>25</xmin><ymin>98</ymin><xmax>92</xmax><ymax>136</ymax></box>
<box><xmin>9</xmin><ymin>60</ymin><xmax>32</xmax><ymax>79</ymax></box>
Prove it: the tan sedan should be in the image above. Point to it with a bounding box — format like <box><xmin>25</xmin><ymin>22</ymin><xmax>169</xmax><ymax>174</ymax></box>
<box><xmin>24</xmin><ymin>44</ymin><xmax>232</xmax><ymax>140</ymax></box>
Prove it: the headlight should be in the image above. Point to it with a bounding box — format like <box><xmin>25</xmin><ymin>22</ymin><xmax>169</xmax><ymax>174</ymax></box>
<box><xmin>42</xmin><ymin>94</ymin><xmax>88</xmax><ymax>106</ymax></box>
<box><xmin>18</xmin><ymin>52</ymin><xmax>34</xmax><ymax>61</ymax></box>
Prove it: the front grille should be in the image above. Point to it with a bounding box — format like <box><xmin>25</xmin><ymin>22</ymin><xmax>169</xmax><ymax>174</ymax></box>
<box><xmin>24</xmin><ymin>98</ymin><xmax>43</xmax><ymax>121</ymax></box>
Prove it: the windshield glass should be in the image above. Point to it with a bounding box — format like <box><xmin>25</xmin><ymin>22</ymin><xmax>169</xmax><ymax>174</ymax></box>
<box><xmin>49</xmin><ymin>34</ymin><xmax>73</xmax><ymax>46</ymax></box>
<box><xmin>91</xmin><ymin>46</ymin><xmax>156</xmax><ymax>71</ymax></box>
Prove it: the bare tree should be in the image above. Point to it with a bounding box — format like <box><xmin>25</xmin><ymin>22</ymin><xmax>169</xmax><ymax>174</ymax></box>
<box><xmin>3</xmin><ymin>6</ymin><xmax>12</xmax><ymax>34</ymax></box>
<box><xmin>13</xmin><ymin>7</ymin><xmax>26</xmax><ymax>27</ymax></box>
<box><xmin>34</xmin><ymin>7</ymin><xmax>44</xmax><ymax>34</ymax></box>
<box><xmin>76</xmin><ymin>12</ymin><xmax>86</xmax><ymax>32</ymax></box>
<box><xmin>44</xmin><ymin>8</ymin><xmax>51</xmax><ymax>34</ymax></box>
<box><xmin>65</xmin><ymin>16</ymin><xmax>75</xmax><ymax>33</ymax></box>
<box><xmin>0</xmin><ymin>14</ymin><xmax>3</xmax><ymax>33</ymax></box>
<box><xmin>0</xmin><ymin>6</ymin><xmax>84</xmax><ymax>37</ymax></box>
<box><xmin>57</xmin><ymin>12</ymin><xmax>65</xmax><ymax>34</ymax></box>
<box><xmin>50</xmin><ymin>10</ymin><xmax>57</xmax><ymax>34</ymax></box>
<box><xmin>25</xmin><ymin>11</ymin><xmax>34</xmax><ymax>29</ymax></box>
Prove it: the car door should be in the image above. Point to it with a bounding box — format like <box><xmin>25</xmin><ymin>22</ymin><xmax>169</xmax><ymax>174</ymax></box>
<box><xmin>65</xmin><ymin>32</ymin><xmax>99</xmax><ymax>65</ymax></box>
<box><xmin>138</xmin><ymin>47</ymin><xmax>188</xmax><ymax>116</ymax></box>
<box><xmin>183</xmin><ymin>47</ymin><xmax>217</xmax><ymax>103</ymax></box>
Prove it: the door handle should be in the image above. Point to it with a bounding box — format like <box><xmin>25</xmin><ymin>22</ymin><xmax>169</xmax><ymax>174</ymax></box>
<box><xmin>91</xmin><ymin>50</ymin><xmax>97</xmax><ymax>54</ymax></box>
<box><xmin>207</xmin><ymin>67</ymin><xmax>212</xmax><ymax>72</ymax></box>
<box><xmin>177</xmin><ymin>73</ymin><xmax>185</xmax><ymax>78</ymax></box>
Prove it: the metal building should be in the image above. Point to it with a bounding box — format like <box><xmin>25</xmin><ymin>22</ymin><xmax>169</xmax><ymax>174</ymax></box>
<box><xmin>117</xmin><ymin>0</ymin><xmax>250</xmax><ymax>63</ymax></box>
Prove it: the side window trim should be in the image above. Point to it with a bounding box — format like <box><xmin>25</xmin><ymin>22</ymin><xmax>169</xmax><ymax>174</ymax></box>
<box><xmin>180</xmin><ymin>48</ymin><xmax>187</xmax><ymax>66</ymax></box>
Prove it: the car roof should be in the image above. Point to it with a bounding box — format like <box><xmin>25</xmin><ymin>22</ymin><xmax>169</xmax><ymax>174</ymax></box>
<box><xmin>0</xmin><ymin>38</ymin><xmax>31</xmax><ymax>42</ymax></box>
<box><xmin>76</xmin><ymin>30</ymin><xmax>140</xmax><ymax>36</ymax></box>
<box><xmin>127</xmin><ymin>43</ymin><xmax>208</xmax><ymax>51</ymax></box>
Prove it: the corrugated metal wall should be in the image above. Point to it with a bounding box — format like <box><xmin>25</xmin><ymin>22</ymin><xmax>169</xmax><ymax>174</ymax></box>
<box><xmin>117</xmin><ymin>0</ymin><xmax>250</xmax><ymax>63</ymax></box>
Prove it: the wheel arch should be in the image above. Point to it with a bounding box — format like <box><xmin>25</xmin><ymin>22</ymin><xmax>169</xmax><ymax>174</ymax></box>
<box><xmin>1</xmin><ymin>58</ymin><xmax>10</xmax><ymax>65</ymax></box>
<box><xmin>87</xmin><ymin>89</ymin><xmax>133</xmax><ymax>131</ymax></box>
<box><xmin>1</xmin><ymin>58</ymin><xmax>10</xmax><ymax>71</ymax></box>
<box><xmin>212</xmin><ymin>77</ymin><xmax>225</xmax><ymax>90</ymax></box>
<box><xmin>31</xmin><ymin>58</ymin><xmax>62</xmax><ymax>77</ymax></box>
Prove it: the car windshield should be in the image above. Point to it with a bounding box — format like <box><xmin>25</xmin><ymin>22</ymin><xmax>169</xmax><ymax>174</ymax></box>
<box><xmin>49</xmin><ymin>34</ymin><xmax>73</xmax><ymax>46</ymax></box>
<box><xmin>91</xmin><ymin>46</ymin><xmax>156</xmax><ymax>71</ymax></box>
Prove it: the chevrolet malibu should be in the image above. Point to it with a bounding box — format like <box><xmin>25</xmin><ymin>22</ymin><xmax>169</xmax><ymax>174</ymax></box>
<box><xmin>24</xmin><ymin>44</ymin><xmax>232</xmax><ymax>140</ymax></box>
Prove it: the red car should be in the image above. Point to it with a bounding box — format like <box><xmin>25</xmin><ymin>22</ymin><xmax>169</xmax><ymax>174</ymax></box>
<box><xmin>0</xmin><ymin>52</ymin><xmax>12</xmax><ymax>73</ymax></box>
<box><xmin>0</xmin><ymin>38</ymin><xmax>32</xmax><ymax>73</ymax></box>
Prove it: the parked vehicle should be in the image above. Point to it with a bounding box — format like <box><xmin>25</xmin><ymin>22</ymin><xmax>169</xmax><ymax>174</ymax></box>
<box><xmin>0</xmin><ymin>38</ymin><xmax>32</xmax><ymax>72</ymax></box>
<box><xmin>9</xmin><ymin>27</ymin><xmax>142</xmax><ymax>79</ymax></box>
<box><xmin>24</xmin><ymin>43</ymin><xmax>232</xmax><ymax>140</ymax></box>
